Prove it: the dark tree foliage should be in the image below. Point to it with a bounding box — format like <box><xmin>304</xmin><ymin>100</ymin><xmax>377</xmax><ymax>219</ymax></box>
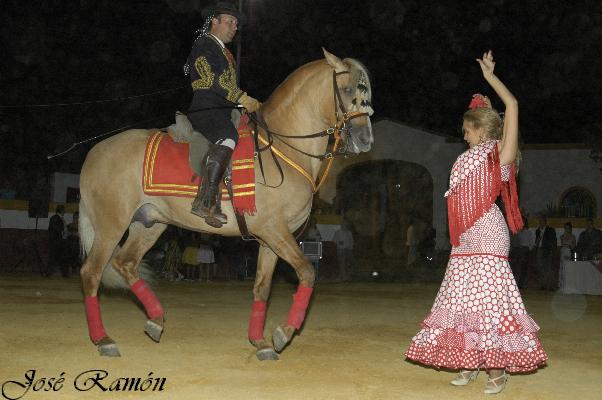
<box><xmin>1</xmin><ymin>0</ymin><xmax>600</xmax><ymax>196</ymax></box>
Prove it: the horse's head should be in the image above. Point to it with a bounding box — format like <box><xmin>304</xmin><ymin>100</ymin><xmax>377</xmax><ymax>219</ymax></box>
<box><xmin>323</xmin><ymin>49</ymin><xmax>374</xmax><ymax>154</ymax></box>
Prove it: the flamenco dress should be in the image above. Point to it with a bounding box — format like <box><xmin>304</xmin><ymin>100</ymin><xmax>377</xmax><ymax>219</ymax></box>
<box><xmin>405</xmin><ymin>140</ymin><xmax>548</xmax><ymax>372</ymax></box>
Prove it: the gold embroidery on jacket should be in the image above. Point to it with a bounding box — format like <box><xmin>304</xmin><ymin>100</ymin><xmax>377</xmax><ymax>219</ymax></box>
<box><xmin>192</xmin><ymin>57</ymin><xmax>214</xmax><ymax>90</ymax></box>
<box><xmin>218</xmin><ymin>63</ymin><xmax>243</xmax><ymax>102</ymax></box>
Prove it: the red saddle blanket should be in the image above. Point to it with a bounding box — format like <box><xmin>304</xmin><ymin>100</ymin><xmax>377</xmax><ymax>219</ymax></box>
<box><xmin>142</xmin><ymin>117</ymin><xmax>256</xmax><ymax>215</ymax></box>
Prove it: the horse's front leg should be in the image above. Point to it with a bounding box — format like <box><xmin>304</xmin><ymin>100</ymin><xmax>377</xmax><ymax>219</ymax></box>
<box><xmin>248</xmin><ymin>245</ymin><xmax>279</xmax><ymax>361</ymax></box>
<box><xmin>259</xmin><ymin>228</ymin><xmax>315</xmax><ymax>354</ymax></box>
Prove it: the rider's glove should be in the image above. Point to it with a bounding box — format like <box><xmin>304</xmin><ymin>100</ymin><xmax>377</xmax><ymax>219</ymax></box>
<box><xmin>239</xmin><ymin>93</ymin><xmax>262</xmax><ymax>113</ymax></box>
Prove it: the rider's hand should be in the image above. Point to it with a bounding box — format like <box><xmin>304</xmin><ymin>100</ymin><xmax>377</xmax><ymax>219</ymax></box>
<box><xmin>239</xmin><ymin>93</ymin><xmax>262</xmax><ymax>113</ymax></box>
<box><xmin>476</xmin><ymin>50</ymin><xmax>495</xmax><ymax>77</ymax></box>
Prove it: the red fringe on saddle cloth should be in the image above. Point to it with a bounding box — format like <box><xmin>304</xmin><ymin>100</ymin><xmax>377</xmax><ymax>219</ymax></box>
<box><xmin>231</xmin><ymin>114</ymin><xmax>256</xmax><ymax>215</ymax></box>
<box><xmin>447</xmin><ymin>145</ymin><xmax>523</xmax><ymax>247</ymax></box>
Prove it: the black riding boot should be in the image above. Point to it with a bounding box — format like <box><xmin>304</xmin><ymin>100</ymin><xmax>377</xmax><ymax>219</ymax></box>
<box><xmin>191</xmin><ymin>144</ymin><xmax>233</xmax><ymax>227</ymax></box>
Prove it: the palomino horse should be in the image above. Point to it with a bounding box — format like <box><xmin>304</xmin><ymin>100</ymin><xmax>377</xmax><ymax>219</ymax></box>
<box><xmin>79</xmin><ymin>49</ymin><xmax>374</xmax><ymax>360</ymax></box>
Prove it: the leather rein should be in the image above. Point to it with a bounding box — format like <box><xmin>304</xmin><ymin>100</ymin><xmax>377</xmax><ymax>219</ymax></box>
<box><xmin>248</xmin><ymin>70</ymin><xmax>369</xmax><ymax>193</ymax></box>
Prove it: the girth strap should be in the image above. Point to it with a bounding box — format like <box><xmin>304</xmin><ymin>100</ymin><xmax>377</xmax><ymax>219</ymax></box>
<box><xmin>224</xmin><ymin>174</ymin><xmax>253</xmax><ymax>240</ymax></box>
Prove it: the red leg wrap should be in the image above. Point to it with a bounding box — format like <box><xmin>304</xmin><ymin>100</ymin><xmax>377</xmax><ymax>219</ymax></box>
<box><xmin>248</xmin><ymin>300</ymin><xmax>267</xmax><ymax>341</ymax></box>
<box><xmin>286</xmin><ymin>285</ymin><xmax>314</xmax><ymax>329</ymax></box>
<box><xmin>131</xmin><ymin>279</ymin><xmax>164</xmax><ymax>319</ymax></box>
<box><xmin>84</xmin><ymin>296</ymin><xmax>107</xmax><ymax>343</ymax></box>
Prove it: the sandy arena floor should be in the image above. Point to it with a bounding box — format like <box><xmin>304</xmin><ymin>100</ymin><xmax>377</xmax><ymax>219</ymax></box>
<box><xmin>0</xmin><ymin>274</ymin><xmax>601</xmax><ymax>400</ymax></box>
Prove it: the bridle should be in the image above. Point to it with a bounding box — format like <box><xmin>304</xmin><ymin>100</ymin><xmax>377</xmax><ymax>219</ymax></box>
<box><xmin>250</xmin><ymin>70</ymin><xmax>369</xmax><ymax>160</ymax></box>
<box><xmin>247</xmin><ymin>69</ymin><xmax>370</xmax><ymax>192</ymax></box>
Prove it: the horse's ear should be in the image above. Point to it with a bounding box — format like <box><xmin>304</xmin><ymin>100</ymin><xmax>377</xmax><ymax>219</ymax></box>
<box><xmin>322</xmin><ymin>47</ymin><xmax>346</xmax><ymax>72</ymax></box>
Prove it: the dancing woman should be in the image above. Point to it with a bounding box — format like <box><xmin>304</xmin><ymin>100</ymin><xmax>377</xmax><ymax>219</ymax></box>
<box><xmin>404</xmin><ymin>51</ymin><xmax>548</xmax><ymax>394</ymax></box>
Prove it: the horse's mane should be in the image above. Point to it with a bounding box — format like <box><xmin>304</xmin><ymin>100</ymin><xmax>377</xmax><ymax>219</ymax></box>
<box><xmin>264</xmin><ymin>60</ymin><xmax>325</xmax><ymax>105</ymax></box>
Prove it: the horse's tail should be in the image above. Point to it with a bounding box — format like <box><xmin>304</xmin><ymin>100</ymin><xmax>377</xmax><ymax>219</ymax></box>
<box><xmin>79</xmin><ymin>197</ymin><xmax>154</xmax><ymax>289</ymax></box>
<box><xmin>78</xmin><ymin>198</ymin><xmax>94</xmax><ymax>261</ymax></box>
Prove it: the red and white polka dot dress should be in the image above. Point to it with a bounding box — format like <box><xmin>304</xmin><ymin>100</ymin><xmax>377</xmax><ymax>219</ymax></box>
<box><xmin>405</xmin><ymin>142</ymin><xmax>548</xmax><ymax>372</ymax></box>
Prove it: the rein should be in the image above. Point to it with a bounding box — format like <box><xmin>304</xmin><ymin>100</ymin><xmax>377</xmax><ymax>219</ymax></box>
<box><xmin>248</xmin><ymin>70</ymin><xmax>369</xmax><ymax>192</ymax></box>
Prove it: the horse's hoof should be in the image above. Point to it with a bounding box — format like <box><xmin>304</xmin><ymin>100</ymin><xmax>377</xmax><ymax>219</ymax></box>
<box><xmin>144</xmin><ymin>320</ymin><xmax>163</xmax><ymax>342</ymax></box>
<box><xmin>256</xmin><ymin>347</ymin><xmax>279</xmax><ymax>361</ymax></box>
<box><xmin>98</xmin><ymin>343</ymin><xmax>121</xmax><ymax>357</ymax></box>
<box><xmin>272</xmin><ymin>326</ymin><xmax>291</xmax><ymax>353</ymax></box>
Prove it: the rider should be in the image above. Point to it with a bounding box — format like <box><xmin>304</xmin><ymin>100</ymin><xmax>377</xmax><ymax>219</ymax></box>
<box><xmin>184</xmin><ymin>1</ymin><xmax>261</xmax><ymax>227</ymax></box>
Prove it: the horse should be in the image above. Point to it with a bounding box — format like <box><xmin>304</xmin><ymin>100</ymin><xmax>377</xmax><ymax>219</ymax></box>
<box><xmin>78</xmin><ymin>48</ymin><xmax>374</xmax><ymax>360</ymax></box>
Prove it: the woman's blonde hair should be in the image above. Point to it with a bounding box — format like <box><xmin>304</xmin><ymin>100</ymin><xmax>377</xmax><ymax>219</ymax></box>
<box><xmin>463</xmin><ymin>107</ymin><xmax>521</xmax><ymax>170</ymax></box>
<box><xmin>463</xmin><ymin>107</ymin><xmax>503</xmax><ymax>140</ymax></box>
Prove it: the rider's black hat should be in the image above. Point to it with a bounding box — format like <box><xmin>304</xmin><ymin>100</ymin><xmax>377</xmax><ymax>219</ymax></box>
<box><xmin>201</xmin><ymin>1</ymin><xmax>246</xmax><ymax>25</ymax></box>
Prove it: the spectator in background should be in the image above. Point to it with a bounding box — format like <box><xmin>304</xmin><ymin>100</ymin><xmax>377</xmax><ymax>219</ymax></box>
<box><xmin>333</xmin><ymin>220</ymin><xmax>354</xmax><ymax>281</ymax></box>
<box><xmin>405</xmin><ymin>219</ymin><xmax>420</xmax><ymax>268</ymax></box>
<box><xmin>181</xmin><ymin>232</ymin><xmax>201</xmax><ymax>281</ymax></box>
<box><xmin>163</xmin><ymin>227</ymin><xmax>183</xmax><ymax>281</ymax></box>
<box><xmin>511</xmin><ymin>220</ymin><xmax>534</xmax><ymax>289</ymax></box>
<box><xmin>198</xmin><ymin>233</ymin><xmax>217</xmax><ymax>282</ymax></box>
<box><xmin>64</xmin><ymin>212</ymin><xmax>80</xmax><ymax>277</ymax></box>
<box><xmin>418</xmin><ymin>225</ymin><xmax>436</xmax><ymax>264</ymax></box>
<box><xmin>576</xmin><ymin>218</ymin><xmax>602</xmax><ymax>260</ymax></box>
<box><xmin>533</xmin><ymin>216</ymin><xmax>557</xmax><ymax>290</ymax></box>
<box><xmin>47</xmin><ymin>204</ymin><xmax>66</xmax><ymax>277</ymax></box>
<box><xmin>559</xmin><ymin>222</ymin><xmax>576</xmax><ymax>261</ymax></box>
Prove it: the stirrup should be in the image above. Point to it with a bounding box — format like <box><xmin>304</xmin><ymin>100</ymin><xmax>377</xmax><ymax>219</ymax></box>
<box><xmin>450</xmin><ymin>369</ymin><xmax>479</xmax><ymax>386</ymax></box>
<box><xmin>484</xmin><ymin>372</ymin><xmax>508</xmax><ymax>394</ymax></box>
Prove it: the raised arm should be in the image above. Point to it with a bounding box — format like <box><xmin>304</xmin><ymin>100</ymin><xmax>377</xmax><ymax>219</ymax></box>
<box><xmin>477</xmin><ymin>51</ymin><xmax>518</xmax><ymax>166</ymax></box>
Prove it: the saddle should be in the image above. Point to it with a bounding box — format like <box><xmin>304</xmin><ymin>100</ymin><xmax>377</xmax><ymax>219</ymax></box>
<box><xmin>166</xmin><ymin>110</ymin><xmax>242</xmax><ymax>176</ymax></box>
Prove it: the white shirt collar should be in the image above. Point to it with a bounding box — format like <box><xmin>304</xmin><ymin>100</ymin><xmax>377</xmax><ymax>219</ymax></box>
<box><xmin>209</xmin><ymin>34</ymin><xmax>225</xmax><ymax>48</ymax></box>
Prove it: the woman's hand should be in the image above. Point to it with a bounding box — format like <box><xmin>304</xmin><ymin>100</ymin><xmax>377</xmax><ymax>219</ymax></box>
<box><xmin>476</xmin><ymin>50</ymin><xmax>519</xmax><ymax>166</ymax></box>
<box><xmin>477</xmin><ymin>50</ymin><xmax>495</xmax><ymax>77</ymax></box>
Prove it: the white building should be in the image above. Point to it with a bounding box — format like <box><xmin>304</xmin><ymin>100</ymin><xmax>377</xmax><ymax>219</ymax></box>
<box><xmin>0</xmin><ymin>172</ymin><xmax>79</xmax><ymax>229</ymax></box>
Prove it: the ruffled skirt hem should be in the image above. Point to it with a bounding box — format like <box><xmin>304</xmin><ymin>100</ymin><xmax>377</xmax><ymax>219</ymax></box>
<box><xmin>404</xmin><ymin>342</ymin><xmax>548</xmax><ymax>373</ymax></box>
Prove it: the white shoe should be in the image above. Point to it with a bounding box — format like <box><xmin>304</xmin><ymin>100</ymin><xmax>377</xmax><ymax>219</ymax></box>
<box><xmin>484</xmin><ymin>372</ymin><xmax>508</xmax><ymax>394</ymax></box>
<box><xmin>450</xmin><ymin>370</ymin><xmax>479</xmax><ymax>386</ymax></box>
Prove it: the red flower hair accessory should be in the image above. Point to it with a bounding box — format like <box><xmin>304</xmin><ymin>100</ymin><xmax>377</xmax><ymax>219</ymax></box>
<box><xmin>468</xmin><ymin>93</ymin><xmax>491</xmax><ymax>109</ymax></box>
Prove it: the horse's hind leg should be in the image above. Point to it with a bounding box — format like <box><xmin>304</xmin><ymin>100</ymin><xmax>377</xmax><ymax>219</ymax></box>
<box><xmin>80</xmin><ymin>227</ymin><xmax>126</xmax><ymax>357</ymax></box>
<box><xmin>111</xmin><ymin>222</ymin><xmax>167</xmax><ymax>343</ymax></box>
<box><xmin>249</xmin><ymin>245</ymin><xmax>279</xmax><ymax>361</ymax></box>
<box><xmin>258</xmin><ymin>226</ymin><xmax>316</xmax><ymax>353</ymax></box>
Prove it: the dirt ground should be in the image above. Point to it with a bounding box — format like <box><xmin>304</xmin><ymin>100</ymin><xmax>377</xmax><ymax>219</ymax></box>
<box><xmin>0</xmin><ymin>274</ymin><xmax>601</xmax><ymax>400</ymax></box>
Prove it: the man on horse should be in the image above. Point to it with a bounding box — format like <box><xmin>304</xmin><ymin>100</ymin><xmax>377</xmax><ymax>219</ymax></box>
<box><xmin>184</xmin><ymin>1</ymin><xmax>261</xmax><ymax>227</ymax></box>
